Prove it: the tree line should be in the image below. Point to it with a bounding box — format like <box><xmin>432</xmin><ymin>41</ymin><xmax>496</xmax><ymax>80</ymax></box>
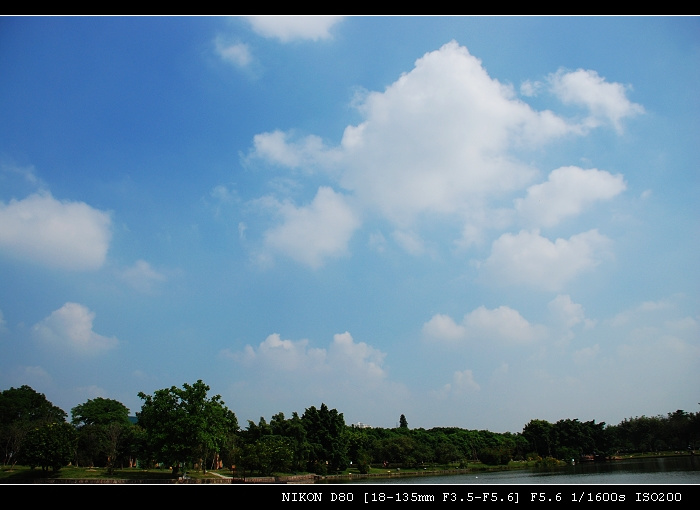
<box><xmin>1</xmin><ymin>382</ymin><xmax>698</xmax><ymax>476</ymax></box>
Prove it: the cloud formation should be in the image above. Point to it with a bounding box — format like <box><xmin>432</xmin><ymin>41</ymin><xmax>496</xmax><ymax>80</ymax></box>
<box><xmin>483</xmin><ymin>229</ymin><xmax>611</xmax><ymax>291</ymax></box>
<box><xmin>515</xmin><ymin>166</ymin><xmax>626</xmax><ymax>228</ymax></box>
<box><xmin>215</xmin><ymin>38</ymin><xmax>252</xmax><ymax>68</ymax></box>
<box><xmin>120</xmin><ymin>260</ymin><xmax>167</xmax><ymax>293</ymax></box>
<box><xmin>244</xmin><ymin>16</ymin><xmax>344</xmax><ymax>42</ymax></box>
<box><xmin>221</xmin><ymin>330</ymin><xmax>404</xmax><ymax>421</ymax></box>
<box><xmin>423</xmin><ymin>305</ymin><xmax>546</xmax><ymax>345</ymax></box>
<box><xmin>245</xmin><ymin>41</ymin><xmax>640</xmax><ymax>267</ymax></box>
<box><xmin>548</xmin><ymin>69</ymin><xmax>644</xmax><ymax>132</ymax></box>
<box><xmin>32</xmin><ymin>303</ymin><xmax>118</xmax><ymax>356</ymax></box>
<box><xmin>262</xmin><ymin>186</ymin><xmax>360</xmax><ymax>268</ymax></box>
<box><xmin>0</xmin><ymin>192</ymin><xmax>111</xmax><ymax>270</ymax></box>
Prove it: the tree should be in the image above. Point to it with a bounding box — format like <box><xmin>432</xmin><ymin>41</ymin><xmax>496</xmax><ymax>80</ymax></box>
<box><xmin>399</xmin><ymin>414</ymin><xmax>408</xmax><ymax>429</ymax></box>
<box><xmin>137</xmin><ymin>380</ymin><xmax>238</xmax><ymax>477</ymax></box>
<box><xmin>301</xmin><ymin>403</ymin><xmax>349</xmax><ymax>474</ymax></box>
<box><xmin>71</xmin><ymin>398</ymin><xmax>130</xmax><ymax>470</ymax></box>
<box><xmin>522</xmin><ymin>419</ymin><xmax>555</xmax><ymax>458</ymax></box>
<box><xmin>72</xmin><ymin>397</ymin><xmax>133</xmax><ymax>472</ymax></box>
<box><xmin>19</xmin><ymin>422</ymin><xmax>76</xmax><ymax>472</ymax></box>
<box><xmin>0</xmin><ymin>385</ymin><xmax>67</xmax><ymax>467</ymax></box>
<box><xmin>71</xmin><ymin>397</ymin><xmax>130</xmax><ymax>427</ymax></box>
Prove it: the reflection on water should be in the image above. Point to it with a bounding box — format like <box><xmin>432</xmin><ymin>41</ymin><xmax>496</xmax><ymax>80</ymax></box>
<box><xmin>343</xmin><ymin>456</ymin><xmax>700</xmax><ymax>484</ymax></box>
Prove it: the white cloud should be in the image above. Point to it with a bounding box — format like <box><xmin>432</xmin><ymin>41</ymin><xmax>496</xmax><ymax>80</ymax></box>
<box><xmin>221</xmin><ymin>330</ymin><xmax>397</xmax><ymax>418</ymax></box>
<box><xmin>391</xmin><ymin>229</ymin><xmax>425</xmax><ymax>256</ymax></box>
<box><xmin>215</xmin><ymin>38</ymin><xmax>252</xmax><ymax>67</ymax></box>
<box><xmin>515</xmin><ymin>166</ymin><xmax>626</xmax><ymax>227</ymax></box>
<box><xmin>244</xmin><ymin>16</ymin><xmax>343</xmax><ymax>42</ymax></box>
<box><xmin>1</xmin><ymin>163</ymin><xmax>44</xmax><ymax>186</ymax></box>
<box><xmin>327</xmin><ymin>331</ymin><xmax>387</xmax><ymax>381</ymax></box>
<box><xmin>244</xmin><ymin>41</ymin><xmax>641</xmax><ymax>267</ymax></box>
<box><xmin>610</xmin><ymin>298</ymin><xmax>673</xmax><ymax>327</ymax></box>
<box><xmin>335</xmin><ymin>41</ymin><xmax>570</xmax><ymax>225</ymax></box>
<box><xmin>422</xmin><ymin>314</ymin><xmax>467</xmax><ymax>342</ymax></box>
<box><xmin>0</xmin><ymin>192</ymin><xmax>111</xmax><ymax>270</ymax></box>
<box><xmin>32</xmin><ymin>302</ymin><xmax>118</xmax><ymax>356</ymax></box>
<box><xmin>423</xmin><ymin>305</ymin><xmax>545</xmax><ymax>345</ymax></box>
<box><xmin>434</xmin><ymin>369</ymin><xmax>481</xmax><ymax>399</ymax></box>
<box><xmin>263</xmin><ymin>186</ymin><xmax>360</xmax><ymax>268</ymax></box>
<box><xmin>548</xmin><ymin>294</ymin><xmax>586</xmax><ymax>329</ymax></box>
<box><xmin>250</xmin><ymin>130</ymin><xmax>338</xmax><ymax>171</ymax></box>
<box><xmin>120</xmin><ymin>260</ymin><xmax>167</xmax><ymax>293</ymax></box>
<box><xmin>547</xmin><ymin>294</ymin><xmax>596</xmax><ymax>343</ymax></box>
<box><xmin>549</xmin><ymin>68</ymin><xmax>644</xmax><ymax>132</ymax></box>
<box><xmin>466</xmin><ymin>305</ymin><xmax>547</xmax><ymax>343</ymax></box>
<box><xmin>483</xmin><ymin>229</ymin><xmax>612</xmax><ymax>291</ymax></box>
<box><xmin>229</xmin><ymin>333</ymin><xmax>326</xmax><ymax>372</ymax></box>
<box><xmin>573</xmin><ymin>344</ymin><xmax>600</xmax><ymax>365</ymax></box>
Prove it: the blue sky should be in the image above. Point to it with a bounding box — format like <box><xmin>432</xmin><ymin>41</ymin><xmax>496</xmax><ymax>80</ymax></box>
<box><xmin>0</xmin><ymin>16</ymin><xmax>698</xmax><ymax>432</ymax></box>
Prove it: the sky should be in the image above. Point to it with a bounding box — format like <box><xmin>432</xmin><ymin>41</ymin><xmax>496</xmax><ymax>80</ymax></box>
<box><xmin>0</xmin><ymin>16</ymin><xmax>698</xmax><ymax>433</ymax></box>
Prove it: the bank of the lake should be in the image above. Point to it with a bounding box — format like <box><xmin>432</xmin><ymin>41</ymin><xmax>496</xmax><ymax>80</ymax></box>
<box><xmin>326</xmin><ymin>455</ymin><xmax>699</xmax><ymax>485</ymax></box>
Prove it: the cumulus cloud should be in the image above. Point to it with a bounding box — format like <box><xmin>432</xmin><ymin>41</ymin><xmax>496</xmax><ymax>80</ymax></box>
<box><xmin>609</xmin><ymin>298</ymin><xmax>674</xmax><ymax>327</ymax></box>
<box><xmin>483</xmin><ymin>229</ymin><xmax>611</xmax><ymax>291</ymax></box>
<box><xmin>548</xmin><ymin>68</ymin><xmax>644</xmax><ymax>132</ymax></box>
<box><xmin>0</xmin><ymin>192</ymin><xmax>111</xmax><ymax>270</ymax></box>
<box><xmin>392</xmin><ymin>229</ymin><xmax>426</xmax><ymax>256</ymax></box>
<box><xmin>32</xmin><ymin>303</ymin><xmax>118</xmax><ymax>356</ymax></box>
<box><xmin>573</xmin><ymin>344</ymin><xmax>600</xmax><ymax>365</ymax></box>
<box><xmin>244</xmin><ymin>41</ymin><xmax>641</xmax><ymax>267</ymax></box>
<box><xmin>244</xmin><ymin>16</ymin><xmax>343</xmax><ymax>42</ymax></box>
<box><xmin>335</xmin><ymin>41</ymin><xmax>570</xmax><ymax>225</ymax></box>
<box><xmin>422</xmin><ymin>314</ymin><xmax>467</xmax><ymax>342</ymax></box>
<box><xmin>215</xmin><ymin>38</ymin><xmax>252</xmax><ymax>67</ymax></box>
<box><xmin>423</xmin><ymin>305</ymin><xmax>545</xmax><ymax>345</ymax></box>
<box><xmin>221</xmin><ymin>330</ymin><xmax>411</xmax><ymax>426</ymax></box>
<box><xmin>263</xmin><ymin>186</ymin><xmax>360</xmax><ymax>268</ymax></box>
<box><xmin>548</xmin><ymin>294</ymin><xmax>587</xmax><ymax>329</ymax></box>
<box><xmin>433</xmin><ymin>369</ymin><xmax>481</xmax><ymax>399</ymax></box>
<box><xmin>547</xmin><ymin>294</ymin><xmax>596</xmax><ymax>343</ymax></box>
<box><xmin>250</xmin><ymin>130</ymin><xmax>338</xmax><ymax>171</ymax></box>
<box><xmin>120</xmin><ymin>260</ymin><xmax>167</xmax><ymax>293</ymax></box>
<box><xmin>223</xmin><ymin>331</ymin><xmax>388</xmax><ymax>390</ymax></box>
<box><xmin>515</xmin><ymin>166</ymin><xmax>626</xmax><ymax>227</ymax></box>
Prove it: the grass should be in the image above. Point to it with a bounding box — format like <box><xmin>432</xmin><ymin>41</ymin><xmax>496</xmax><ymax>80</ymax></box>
<box><xmin>0</xmin><ymin>465</ymin><xmax>225</xmax><ymax>483</ymax></box>
<box><xmin>2</xmin><ymin>451</ymin><xmax>691</xmax><ymax>483</ymax></box>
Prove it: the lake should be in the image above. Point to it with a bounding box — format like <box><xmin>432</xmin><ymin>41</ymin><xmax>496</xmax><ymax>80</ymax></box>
<box><xmin>341</xmin><ymin>456</ymin><xmax>700</xmax><ymax>484</ymax></box>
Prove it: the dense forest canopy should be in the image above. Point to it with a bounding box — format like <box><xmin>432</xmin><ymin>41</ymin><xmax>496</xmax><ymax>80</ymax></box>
<box><xmin>2</xmin><ymin>383</ymin><xmax>698</xmax><ymax>475</ymax></box>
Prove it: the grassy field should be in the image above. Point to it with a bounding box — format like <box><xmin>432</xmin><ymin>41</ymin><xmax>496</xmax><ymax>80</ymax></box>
<box><xmin>2</xmin><ymin>451</ymin><xmax>691</xmax><ymax>483</ymax></box>
<box><xmin>0</xmin><ymin>465</ymin><xmax>222</xmax><ymax>483</ymax></box>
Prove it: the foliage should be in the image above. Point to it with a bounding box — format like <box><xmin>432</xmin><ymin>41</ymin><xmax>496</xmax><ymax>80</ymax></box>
<box><xmin>19</xmin><ymin>422</ymin><xmax>76</xmax><ymax>472</ymax></box>
<box><xmin>71</xmin><ymin>397</ymin><xmax>131</xmax><ymax>427</ymax></box>
<box><xmin>137</xmin><ymin>380</ymin><xmax>238</xmax><ymax>476</ymax></box>
<box><xmin>71</xmin><ymin>397</ymin><xmax>134</xmax><ymax>473</ymax></box>
<box><xmin>522</xmin><ymin>419</ymin><xmax>555</xmax><ymax>457</ymax></box>
<box><xmin>478</xmin><ymin>445</ymin><xmax>512</xmax><ymax>465</ymax></box>
<box><xmin>3</xmin><ymin>384</ymin><xmax>698</xmax><ymax>476</ymax></box>
<box><xmin>0</xmin><ymin>386</ymin><xmax>67</xmax><ymax>467</ymax></box>
<box><xmin>301</xmin><ymin>403</ymin><xmax>349</xmax><ymax>474</ymax></box>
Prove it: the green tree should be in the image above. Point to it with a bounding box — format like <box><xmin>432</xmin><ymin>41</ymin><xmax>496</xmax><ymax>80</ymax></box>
<box><xmin>71</xmin><ymin>397</ymin><xmax>130</xmax><ymax>427</ymax></box>
<box><xmin>0</xmin><ymin>385</ymin><xmax>67</xmax><ymax>467</ymax></box>
<box><xmin>399</xmin><ymin>414</ymin><xmax>408</xmax><ymax>429</ymax></box>
<box><xmin>522</xmin><ymin>419</ymin><xmax>555</xmax><ymax>458</ymax></box>
<box><xmin>19</xmin><ymin>422</ymin><xmax>76</xmax><ymax>472</ymax></box>
<box><xmin>301</xmin><ymin>403</ymin><xmax>349</xmax><ymax>474</ymax></box>
<box><xmin>137</xmin><ymin>380</ymin><xmax>238</xmax><ymax>477</ymax></box>
<box><xmin>71</xmin><ymin>397</ymin><xmax>133</xmax><ymax>473</ymax></box>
